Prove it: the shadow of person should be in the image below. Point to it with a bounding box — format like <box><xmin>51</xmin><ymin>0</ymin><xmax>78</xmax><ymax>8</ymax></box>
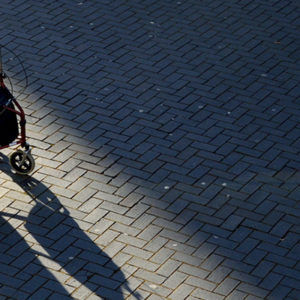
<box><xmin>0</xmin><ymin>159</ymin><xmax>70</xmax><ymax>299</ymax></box>
<box><xmin>0</xmin><ymin>213</ymin><xmax>72</xmax><ymax>299</ymax></box>
<box><xmin>0</xmin><ymin>154</ymin><xmax>141</xmax><ymax>300</ymax></box>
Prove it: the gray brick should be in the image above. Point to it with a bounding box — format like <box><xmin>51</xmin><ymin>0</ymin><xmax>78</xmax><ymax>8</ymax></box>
<box><xmin>135</xmin><ymin>269</ymin><xmax>166</xmax><ymax>285</ymax></box>
<box><xmin>259</xmin><ymin>272</ymin><xmax>283</xmax><ymax>290</ymax></box>
<box><xmin>1</xmin><ymin>0</ymin><xmax>299</xmax><ymax>299</ymax></box>
<box><xmin>225</xmin><ymin>290</ymin><xmax>248</xmax><ymax>300</ymax></box>
<box><xmin>117</xmin><ymin>234</ymin><xmax>147</xmax><ymax>248</ymax></box>
<box><xmin>123</xmin><ymin>246</ymin><xmax>153</xmax><ymax>260</ymax></box>
<box><xmin>214</xmin><ymin>278</ymin><xmax>240</xmax><ymax>296</ymax></box>
<box><xmin>163</xmin><ymin>271</ymin><xmax>188</xmax><ymax>289</ymax></box>
<box><xmin>179</xmin><ymin>264</ymin><xmax>209</xmax><ymax>279</ymax></box>
<box><xmin>150</xmin><ymin>248</ymin><xmax>174</xmax><ymax>264</ymax></box>
<box><xmin>128</xmin><ymin>257</ymin><xmax>159</xmax><ymax>272</ymax></box>
<box><xmin>194</xmin><ymin>243</ymin><xmax>218</xmax><ymax>259</ymax></box>
<box><xmin>144</xmin><ymin>236</ymin><xmax>169</xmax><ymax>252</ymax></box>
<box><xmin>138</xmin><ymin>283</ymin><xmax>171</xmax><ymax>298</ymax></box>
<box><xmin>191</xmin><ymin>288</ymin><xmax>224</xmax><ymax>300</ymax></box>
<box><xmin>172</xmin><ymin>252</ymin><xmax>202</xmax><ymax>267</ymax></box>
<box><xmin>94</xmin><ymin>230</ymin><xmax>119</xmax><ymax>247</ymax></box>
<box><xmin>222</xmin><ymin>215</ymin><xmax>244</xmax><ymax>231</ymax></box>
<box><xmin>157</xmin><ymin>259</ymin><xmax>182</xmax><ymax>277</ymax></box>
<box><xmin>138</xmin><ymin>225</ymin><xmax>162</xmax><ymax>241</ymax></box>
<box><xmin>186</xmin><ymin>277</ymin><xmax>216</xmax><ymax>291</ymax></box>
<box><xmin>207</xmin><ymin>266</ymin><xmax>232</xmax><ymax>284</ymax></box>
<box><xmin>237</xmin><ymin>283</ymin><xmax>269</xmax><ymax>298</ymax></box>
<box><xmin>168</xmin><ymin>284</ymin><xmax>195</xmax><ymax>300</ymax></box>
<box><xmin>159</xmin><ymin>229</ymin><xmax>189</xmax><ymax>243</ymax></box>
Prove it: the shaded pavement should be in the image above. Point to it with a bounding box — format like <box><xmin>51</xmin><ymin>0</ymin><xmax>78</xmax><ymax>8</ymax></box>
<box><xmin>0</xmin><ymin>0</ymin><xmax>300</xmax><ymax>299</ymax></box>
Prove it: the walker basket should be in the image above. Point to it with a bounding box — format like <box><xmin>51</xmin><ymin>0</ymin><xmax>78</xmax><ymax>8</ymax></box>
<box><xmin>0</xmin><ymin>87</ymin><xmax>19</xmax><ymax>146</ymax></box>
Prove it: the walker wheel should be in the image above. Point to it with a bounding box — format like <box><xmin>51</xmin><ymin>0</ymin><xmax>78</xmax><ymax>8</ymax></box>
<box><xmin>9</xmin><ymin>150</ymin><xmax>35</xmax><ymax>175</ymax></box>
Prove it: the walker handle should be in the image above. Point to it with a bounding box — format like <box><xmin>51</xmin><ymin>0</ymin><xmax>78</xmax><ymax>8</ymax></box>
<box><xmin>0</xmin><ymin>46</ymin><xmax>3</xmax><ymax>85</ymax></box>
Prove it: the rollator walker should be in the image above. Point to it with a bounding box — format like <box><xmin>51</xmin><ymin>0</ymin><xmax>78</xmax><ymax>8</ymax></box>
<box><xmin>0</xmin><ymin>47</ymin><xmax>35</xmax><ymax>175</ymax></box>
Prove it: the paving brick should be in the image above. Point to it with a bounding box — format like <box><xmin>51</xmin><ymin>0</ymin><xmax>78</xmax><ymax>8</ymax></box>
<box><xmin>137</xmin><ymin>224</ymin><xmax>162</xmax><ymax>241</ymax></box>
<box><xmin>208</xmin><ymin>235</ymin><xmax>238</xmax><ymax>250</ymax></box>
<box><xmin>30</xmin><ymin>288</ymin><xmax>52</xmax><ymax>300</ymax></box>
<box><xmin>163</xmin><ymin>271</ymin><xmax>188</xmax><ymax>290</ymax></box>
<box><xmin>1</xmin><ymin>0</ymin><xmax>299</xmax><ymax>299</ymax></box>
<box><xmin>259</xmin><ymin>272</ymin><xmax>283</xmax><ymax>291</ymax></box>
<box><xmin>225</xmin><ymin>289</ymin><xmax>248</xmax><ymax>300</ymax></box>
<box><xmin>237</xmin><ymin>283</ymin><xmax>269</xmax><ymax>298</ymax></box>
<box><xmin>159</xmin><ymin>229</ymin><xmax>189</xmax><ymax>244</ymax></box>
<box><xmin>192</xmin><ymin>288</ymin><xmax>224</xmax><ymax>300</ymax></box>
<box><xmin>273</xmin><ymin>265</ymin><xmax>300</xmax><ymax>281</ymax></box>
<box><xmin>142</xmin><ymin>294</ymin><xmax>163</xmax><ymax>300</ymax></box>
<box><xmin>264</xmin><ymin>285</ymin><xmax>291</xmax><ymax>300</ymax></box>
<box><xmin>138</xmin><ymin>282</ymin><xmax>171</xmax><ymax>298</ymax></box>
<box><xmin>156</xmin><ymin>259</ymin><xmax>181</xmax><ymax>278</ymax></box>
<box><xmin>251</xmin><ymin>261</ymin><xmax>273</xmax><ymax>281</ymax></box>
<box><xmin>71</xmin><ymin>285</ymin><xmax>94</xmax><ymax>300</ymax></box>
<box><xmin>270</xmin><ymin>220</ymin><xmax>292</xmax><ymax>238</ymax></box>
<box><xmin>235</xmin><ymin>237</ymin><xmax>259</xmax><ymax>255</ymax></box>
<box><xmin>207</xmin><ymin>266</ymin><xmax>232</xmax><ymax>284</ymax></box>
<box><xmin>168</xmin><ymin>283</ymin><xmax>195</xmax><ymax>300</ymax></box>
<box><xmin>135</xmin><ymin>269</ymin><xmax>166</xmax><ymax>285</ymax></box>
<box><xmin>124</xmin><ymin>201</ymin><xmax>149</xmax><ymax>218</ymax></box>
<box><xmin>166</xmin><ymin>240</ymin><xmax>196</xmax><ymax>255</ymax></box>
<box><xmin>214</xmin><ymin>278</ymin><xmax>240</xmax><ymax>296</ymax></box>
<box><xmin>94</xmin><ymin>230</ymin><xmax>120</xmax><ymax>247</ymax></box>
<box><xmin>150</xmin><ymin>247</ymin><xmax>174</xmax><ymax>264</ymax></box>
<box><xmin>131</xmin><ymin>213</ymin><xmax>156</xmax><ymax>230</ymax></box>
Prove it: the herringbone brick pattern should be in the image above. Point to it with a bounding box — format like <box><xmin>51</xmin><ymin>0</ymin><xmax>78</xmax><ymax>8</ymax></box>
<box><xmin>0</xmin><ymin>0</ymin><xmax>299</xmax><ymax>299</ymax></box>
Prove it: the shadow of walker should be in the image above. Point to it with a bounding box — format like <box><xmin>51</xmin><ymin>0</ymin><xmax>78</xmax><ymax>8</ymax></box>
<box><xmin>0</xmin><ymin>153</ymin><xmax>141</xmax><ymax>300</ymax></box>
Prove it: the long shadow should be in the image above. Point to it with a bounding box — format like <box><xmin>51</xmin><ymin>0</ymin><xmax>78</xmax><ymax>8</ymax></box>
<box><xmin>0</xmin><ymin>211</ymin><xmax>70</xmax><ymax>299</ymax></box>
<box><xmin>1</xmin><ymin>1</ymin><xmax>299</xmax><ymax>298</ymax></box>
<box><xmin>0</xmin><ymin>154</ymin><xmax>141</xmax><ymax>300</ymax></box>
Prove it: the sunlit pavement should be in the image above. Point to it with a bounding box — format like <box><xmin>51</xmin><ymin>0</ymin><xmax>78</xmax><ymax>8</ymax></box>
<box><xmin>0</xmin><ymin>0</ymin><xmax>299</xmax><ymax>299</ymax></box>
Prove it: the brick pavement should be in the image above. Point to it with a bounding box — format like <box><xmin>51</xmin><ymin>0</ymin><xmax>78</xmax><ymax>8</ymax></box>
<box><xmin>0</xmin><ymin>0</ymin><xmax>299</xmax><ymax>299</ymax></box>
